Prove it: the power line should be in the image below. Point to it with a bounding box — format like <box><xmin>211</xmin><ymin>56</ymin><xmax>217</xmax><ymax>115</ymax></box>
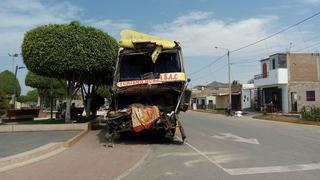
<box><xmin>189</xmin><ymin>11</ymin><xmax>320</xmax><ymax>80</ymax></box>
<box><xmin>294</xmin><ymin>41</ymin><xmax>320</xmax><ymax>52</ymax></box>
<box><xmin>191</xmin><ymin>63</ymin><xmax>227</xmax><ymax>81</ymax></box>
<box><xmin>232</xmin><ymin>60</ymin><xmax>259</xmax><ymax>65</ymax></box>
<box><xmin>188</xmin><ymin>53</ymin><xmax>227</xmax><ymax>76</ymax></box>
<box><xmin>231</xmin><ymin>11</ymin><xmax>320</xmax><ymax>53</ymax></box>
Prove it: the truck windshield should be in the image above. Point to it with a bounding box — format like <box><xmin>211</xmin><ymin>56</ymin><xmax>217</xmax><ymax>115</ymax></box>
<box><xmin>119</xmin><ymin>52</ymin><xmax>181</xmax><ymax>81</ymax></box>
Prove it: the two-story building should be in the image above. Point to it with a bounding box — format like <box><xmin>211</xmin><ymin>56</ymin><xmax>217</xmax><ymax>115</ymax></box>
<box><xmin>254</xmin><ymin>53</ymin><xmax>320</xmax><ymax>113</ymax></box>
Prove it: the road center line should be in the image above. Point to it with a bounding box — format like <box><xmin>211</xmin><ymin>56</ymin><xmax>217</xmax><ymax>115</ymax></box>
<box><xmin>176</xmin><ymin>136</ymin><xmax>320</xmax><ymax>175</ymax></box>
<box><xmin>175</xmin><ymin>136</ymin><xmax>230</xmax><ymax>174</ymax></box>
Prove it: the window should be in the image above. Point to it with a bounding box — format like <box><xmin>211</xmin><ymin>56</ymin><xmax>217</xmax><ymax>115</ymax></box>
<box><xmin>278</xmin><ymin>54</ymin><xmax>287</xmax><ymax>68</ymax></box>
<box><xmin>119</xmin><ymin>52</ymin><xmax>181</xmax><ymax>81</ymax></box>
<box><xmin>272</xmin><ymin>59</ymin><xmax>276</xmax><ymax>69</ymax></box>
<box><xmin>306</xmin><ymin>91</ymin><xmax>315</xmax><ymax>101</ymax></box>
<box><xmin>201</xmin><ymin>99</ymin><xmax>205</xmax><ymax>105</ymax></box>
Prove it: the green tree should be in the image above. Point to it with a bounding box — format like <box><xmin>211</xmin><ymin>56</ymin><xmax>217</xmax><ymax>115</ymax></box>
<box><xmin>0</xmin><ymin>70</ymin><xmax>21</xmax><ymax>96</ymax></box>
<box><xmin>22</xmin><ymin>21</ymin><xmax>118</xmax><ymax>122</ymax></box>
<box><xmin>17</xmin><ymin>89</ymin><xmax>38</xmax><ymax>103</ymax></box>
<box><xmin>97</xmin><ymin>85</ymin><xmax>111</xmax><ymax>99</ymax></box>
<box><xmin>0</xmin><ymin>90</ymin><xmax>9</xmax><ymax>116</ymax></box>
<box><xmin>25</xmin><ymin>71</ymin><xmax>64</xmax><ymax>107</ymax></box>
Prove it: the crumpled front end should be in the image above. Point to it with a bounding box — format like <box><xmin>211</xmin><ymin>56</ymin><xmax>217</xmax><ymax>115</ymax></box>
<box><xmin>106</xmin><ymin>29</ymin><xmax>190</xmax><ymax>142</ymax></box>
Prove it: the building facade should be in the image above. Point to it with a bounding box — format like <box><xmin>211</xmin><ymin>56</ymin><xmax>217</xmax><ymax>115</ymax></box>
<box><xmin>254</xmin><ymin>53</ymin><xmax>320</xmax><ymax>113</ymax></box>
<box><xmin>191</xmin><ymin>84</ymin><xmax>254</xmax><ymax>111</ymax></box>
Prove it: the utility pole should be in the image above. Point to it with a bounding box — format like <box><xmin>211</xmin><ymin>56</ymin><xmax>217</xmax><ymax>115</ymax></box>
<box><xmin>227</xmin><ymin>50</ymin><xmax>231</xmax><ymax>115</ymax></box>
<box><xmin>8</xmin><ymin>53</ymin><xmax>19</xmax><ymax>108</ymax></box>
<box><xmin>215</xmin><ymin>46</ymin><xmax>232</xmax><ymax>115</ymax></box>
<box><xmin>13</xmin><ymin>65</ymin><xmax>25</xmax><ymax>109</ymax></box>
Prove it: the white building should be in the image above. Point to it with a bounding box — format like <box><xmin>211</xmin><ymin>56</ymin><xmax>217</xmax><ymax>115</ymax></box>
<box><xmin>241</xmin><ymin>84</ymin><xmax>254</xmax><ymax>110</ymax></box>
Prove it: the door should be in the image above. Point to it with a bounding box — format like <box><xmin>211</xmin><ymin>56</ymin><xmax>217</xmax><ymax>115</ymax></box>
<box><xmin>291</xmin><ymin>92</ymin><xmax>298</xmax><ymax>112</ymax></box>
<box><xmin>201</xmin><ymin>99</ymin><xmax>205</xmax><ymax>109</ymax></box>
<box><xmin>262</xmin><ymin>63</ymin><xmax>267</xmax><ymax>78</ymax></box>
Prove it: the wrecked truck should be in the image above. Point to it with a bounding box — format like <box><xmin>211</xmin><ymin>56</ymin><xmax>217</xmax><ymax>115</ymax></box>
<box><xmin>106</xmin><ymin>29</ymin><xmax>191</xmax><ymax>142</ymax></box>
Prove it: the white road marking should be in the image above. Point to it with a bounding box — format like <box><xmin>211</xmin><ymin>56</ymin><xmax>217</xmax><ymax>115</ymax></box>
<box><xmin>175</xmin><ymin>136</ymin><xmax>229</xmax><ymax>173</ymax></box>
<box><xmin>184</xmin><ymin>159</ymin><xmax>207</xmax><ymax>167</ymax></box>
<box><xmin>212</xmin><ymin>133</ymin><xmax>259</xmax><ymax>145</ymax></box>
<box><xmin>176</xmin><ymin>136</ymin><xmax>320</xmax><ymax>175</ymax></box>
<box><xmin>226</xmin><ymin>162</ymin><xmax>320</xmax><ymax>175</ymax></box>
<box><xmin>212</xmin><ymin>154</ymin><xmax>244</xmax><ymax>164</ymax></box>
<box><xmin>158</xmin><ymin>152</ymin><xmax>220</xmax><ymax>158</ymax></box>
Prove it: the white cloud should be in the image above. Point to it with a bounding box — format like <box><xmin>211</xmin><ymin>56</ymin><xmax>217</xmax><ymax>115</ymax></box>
<box><xmin>0</xmin><ymin>0</ymin><xmax>82</xmax><ymax>54</ymax></box>
<box><xmin>301</xmin><ymin>0</ymin><xmax>320</xmax><ymax>3</ymax></box>
<box><xmin>0</xmin><ymin>0</ymin><xmax>132</xmax><ymax>94</ymax></box>
<box><xmin>86</xmin><ymin>19</ymin><xmax>133</xmax><ymax>37</ymax></box>
<box><xmin>151</xmin><ymin>11</ymin><xmax>319</xmax><ymax>59</ymax></box>
<box><xmin>151</xmin><ymin>11</ymin><xmax>286</xmax><ymax>57</ymax></box>
<box><xmin>0</xmin><ymin>0</ymin><xmax>132</xmax><ymax>54</ymax></box>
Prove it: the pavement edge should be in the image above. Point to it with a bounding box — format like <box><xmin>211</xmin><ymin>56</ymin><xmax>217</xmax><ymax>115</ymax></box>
<box><xmin>63</xmin><ymin>129</ymin><xmax>89</xmax><ymax>147</ymax></box>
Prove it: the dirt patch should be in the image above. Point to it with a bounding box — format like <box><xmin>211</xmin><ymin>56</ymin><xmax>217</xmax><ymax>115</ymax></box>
<box><xmin>253</xmin><ymin>114</ymin><xmax>320</xmax><ymax>126</ymax></box>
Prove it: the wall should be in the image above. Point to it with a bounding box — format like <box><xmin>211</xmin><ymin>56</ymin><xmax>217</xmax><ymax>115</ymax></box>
<box><xmin>216</xmin><ymin>96</ymin><xmax>229</xmax><ymax>109</ymax></box>
<box><xmin>206</xmin><ymin>96</ymin><xmax>216</xmax><ymax>105</ymax></box>
<box><xmin>254</xmin><ymin>68</ymin><xmax>288</xmax><ymax>87</ymax></box>
<box><xmin>241</xmin><ymin>89</ymin><xmax>251</xmax><ymax>109</ymax></box>
<box><xmin>288</xmin><ymin>53</ymin><xmax>320</xmax><ymax>82</ymax></box>
<box><xmin>281</xmin><ymin>84</ymin><xmax>289</xmax><ymax>113</ymax></box>
<box><xmin>289</xmin><ymin>82</ymin><xmax>320</xmax><ymax>112</ymax></box>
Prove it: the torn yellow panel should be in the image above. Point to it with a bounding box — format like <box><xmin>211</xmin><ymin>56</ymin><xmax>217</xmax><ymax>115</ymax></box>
<box><xmin>119</xmin><ymin>29</ymin><xmax>176</xmax><ymax>49</ymax></box>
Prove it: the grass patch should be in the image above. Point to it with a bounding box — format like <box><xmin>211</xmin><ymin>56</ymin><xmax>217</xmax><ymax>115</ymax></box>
<box><xmin>253</xmin><ymin>114</ymin><xmax>320</xmax><ymax>126</ymax></box>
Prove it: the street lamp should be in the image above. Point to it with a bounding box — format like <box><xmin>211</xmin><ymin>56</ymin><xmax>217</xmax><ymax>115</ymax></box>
<box><xmin>215</xmin><ymin>46</ymin><xmax>232</xmax><ymax>115</ymax></box>
<box><xmin>13</xmin><ymin>65</ymin><xmax>26</xmax><ymax>109</ymax></box>
<box><xmin>8</xmin><ymin>53</ymin><xmax>19</xmax><ymax>73</ymax></box>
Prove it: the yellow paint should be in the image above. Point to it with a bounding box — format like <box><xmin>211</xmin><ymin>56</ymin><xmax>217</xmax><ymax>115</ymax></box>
<box><xmin>119</xmin><ymin>29</ymin><xmax>176</xmax><ymax>49</ymax></box>
<box><xmin>151</xmin><ymin>46</ymin><xmax>162</xmax><ymax>63</ymax></box>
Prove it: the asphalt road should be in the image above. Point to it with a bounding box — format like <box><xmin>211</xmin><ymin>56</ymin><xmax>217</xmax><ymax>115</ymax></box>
<box><xmin>125</xmin><ymin>111</ymin><xmax>320</xmax><ymax>180</ymax></box>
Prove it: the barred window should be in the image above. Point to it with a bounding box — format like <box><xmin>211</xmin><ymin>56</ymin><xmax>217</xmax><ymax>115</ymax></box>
<box><xmin>306</xmin><ymin>91</ymin><xmax>315</xmax><ymax>101</ymax></box>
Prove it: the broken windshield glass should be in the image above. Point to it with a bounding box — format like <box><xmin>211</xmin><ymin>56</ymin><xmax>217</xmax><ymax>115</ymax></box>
<box><xmin>119</xmin><ymin>52</ymin><xmax>181</xmax><ymax>81</ymax></box>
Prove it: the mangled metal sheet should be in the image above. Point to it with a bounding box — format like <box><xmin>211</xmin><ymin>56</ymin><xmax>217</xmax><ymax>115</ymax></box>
<box><xmin>119</xmin><ymin>29</ymin><xmax>177</xmax><ymax>49</ymax></box>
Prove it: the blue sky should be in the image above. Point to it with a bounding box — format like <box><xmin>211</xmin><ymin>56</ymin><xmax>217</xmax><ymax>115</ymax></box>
<box><xmin>1</xmin><ymin>0</ymin><xmax>320</xmax><ymax>94</ymax></box>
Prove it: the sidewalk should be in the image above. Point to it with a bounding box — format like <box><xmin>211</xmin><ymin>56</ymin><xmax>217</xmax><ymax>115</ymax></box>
<box><xmin>0</xmin><ymin>130</ymin><xmax>149</xmax><ymax>180</ymax></box>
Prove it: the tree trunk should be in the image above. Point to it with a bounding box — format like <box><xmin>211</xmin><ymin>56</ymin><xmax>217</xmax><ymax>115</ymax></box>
<box><xmin>85</xmin><ymin>96</ymin><xmax>92</xmax><ymax>117</ymax></box>
<box><xmin>65</xmin><ymin>94</ymin><xmax>72</xmax><ymax>123</ymax></box>
<box><xmin>65</xmin><ymin>83</ymin><xmax>72</xmax><ymax>123</ymax></box>
<box><xmin>37</xmin><ymin>96</ymin><xmax>41</xmax><ymax>107</ymax></box>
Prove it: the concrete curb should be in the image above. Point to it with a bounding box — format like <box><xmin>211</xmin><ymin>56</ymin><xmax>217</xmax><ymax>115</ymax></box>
<box><xmin>63</xmin><ymin>130</ymin><xmax>89</xmax><ymax>148</ymax></box>
<box><xmin>113</xmin><ymin>147</ymin><xmax>151</xmax><ymax>180</ymax></box>
<box><xmin>0</xmin><ymin>130</ymin><xmax>89</xmax><ymax>173</ymax></box>
<box><xmin>0</xmin><ymin>122</ymin><xmax>89</xmax><ymax>133</ymax></box>
<box><xmin>0</xmin><ymin>143</ymin><xmax>65</xmax><ymax>173</ymax></box>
